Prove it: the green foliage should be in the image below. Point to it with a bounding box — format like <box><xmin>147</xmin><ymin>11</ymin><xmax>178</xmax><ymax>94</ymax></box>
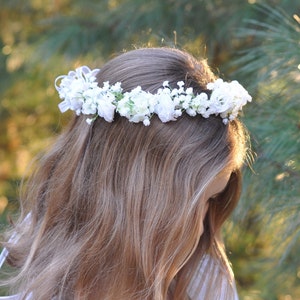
<box><xmin>233</xmin><ymin>4</ymin><xmax>300</xmax><ymax>88</ymax></box>
<box><xmin>0</xmin><ymin>0</ymin><xmax>299</xmax><ymax>298</ymax></box>
<box><xmin>227</xmin><ymin>3</ymin><xmax>300</xmax><ymax>298</ymax></box>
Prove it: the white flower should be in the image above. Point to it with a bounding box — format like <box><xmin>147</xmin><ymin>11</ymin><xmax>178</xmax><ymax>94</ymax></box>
<box><xmin>154</xmin><ymin>89</ymin><xmax>177</xmax><ymax>122</ymax></box>
<box><xmin>86</xmin><ymin>117</ymin><xmax>95</xmax><ymax>125</ymax></box>
<box><xmin>143</xmin><ymin>118</ymin><xmax>150</xmax><ymax>126</ymax></box>
<box><xmin>207</xmin><ymin>79</ymin><xmax>252</xmax><ymax>120</ymax></box>
<box><xmin>177</xmin><ymin>81</ymin><xmax>185</xmax><ymax>94</ymax></box>
<box><xmin>55</xmin><ymin>66</ymin><xmax>251</xmax><ymax>126</ymax></box>
<box><xmin>186</xmin><ymin>87</ymin><xmax>193</xmax><ymax>95</ymax></box>
<box><xmin>110</xmin><ymin>82</ymin><xmax>122</xmax><ymax>93</ymax></box>
<box><xmin>186</xmin><ymin>108</ymin><xmax>196</xmax><ymax>117</ymax></box>
<box><xmin>55</xmin><ymin>66</ymin><xmax>100</xmax><ymax>115</ymax></box>
<box><xmin>97</xmin><ymin>93</ymin><xmax>116</xmax><ymax>122</ymax></box>
<box><xmin>163</xmin><ymin>81</ymin><xmax>169</xmax><ymax>87</ymax></box>
<box><xmin>177</xmin><ymin>81</ymin><xmax>184</xmax><ymax>88</ymax></box>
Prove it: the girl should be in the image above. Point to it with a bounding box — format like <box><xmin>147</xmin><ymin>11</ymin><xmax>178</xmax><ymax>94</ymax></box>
<box><xmin>0</xmin><ymin>47</ymin><xmax>251</xmax><ymax>299</ymax></box>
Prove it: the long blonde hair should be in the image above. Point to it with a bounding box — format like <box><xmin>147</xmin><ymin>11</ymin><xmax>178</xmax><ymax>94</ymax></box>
<box><xmin>2</xmin><ymin>48</ymin><xmax>248</xmax><ymax>299</ymax></box>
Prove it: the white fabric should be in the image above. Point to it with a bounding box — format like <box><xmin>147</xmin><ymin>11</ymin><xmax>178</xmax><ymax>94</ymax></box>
<box><xmin>0</xmin><ymin>294</ymin><xmax>31</xmax><ymax>300</ymax></box>
<box><xmin>0</xmin><ymin>214</ymin><xmax>32</xmax><ymax>270</ymax></box>
<box><xmin>0</xmin><ymin>214</ymin><xmax>32</xmax><ymax>300</ymax></box>
<box><xmin>188</xmin><ymin>254</ymin><xmax>239</xmax><ymax>299</ymax></box>
<box><xmin>0</xmin><ymin>292</ymin><xmax>31</xmax><ymax>300</ymax></box>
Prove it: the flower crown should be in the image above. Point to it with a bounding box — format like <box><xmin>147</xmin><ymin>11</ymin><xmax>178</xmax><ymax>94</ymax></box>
<box><xmin>55</xmin><ymin>66</ymin><xmax>251</xmax><ymax>126</ymax></box>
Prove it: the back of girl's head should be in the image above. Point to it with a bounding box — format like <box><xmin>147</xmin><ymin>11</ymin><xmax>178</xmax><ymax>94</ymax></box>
<box><xmin>5</xmin><ymin>48</ymin><xmax>248</xmax><ymax>299</ymax></box>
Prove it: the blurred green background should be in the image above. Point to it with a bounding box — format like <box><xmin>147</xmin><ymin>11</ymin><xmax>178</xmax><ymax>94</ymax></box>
<box><xmin>0</xmin><ymin>0</ymin><xmax>299</xmax><ymax>299</ymax></box>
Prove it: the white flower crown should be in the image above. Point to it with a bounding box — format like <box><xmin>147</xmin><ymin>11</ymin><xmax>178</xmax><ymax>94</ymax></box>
<box><xmin>55</xmin><ymin>66</ymin><xmax>251</xmax><ymax>126</ymax></box>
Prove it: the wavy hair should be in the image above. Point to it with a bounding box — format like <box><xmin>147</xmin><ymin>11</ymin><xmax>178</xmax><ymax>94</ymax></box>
<box><xmin>2</xmin><ymin>48</ymin><xmax>249</xmax><ymax>299</ymax></box>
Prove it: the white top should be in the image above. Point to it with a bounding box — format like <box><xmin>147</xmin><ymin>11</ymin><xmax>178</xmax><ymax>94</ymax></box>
<box><xmin>188</xmin><ymin>255</ymin><xmax>239</xmax><ymax>299</ymax></box>
<box><xmin>0</xmin><ymin>294</ymin><xmax>31</xmax><ymax>300</ymax></box>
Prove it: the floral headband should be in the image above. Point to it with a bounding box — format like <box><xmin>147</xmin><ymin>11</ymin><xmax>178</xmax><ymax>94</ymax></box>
<box><xmin>55</xmin><ymin>66</ymin><xmax>251</xmax><ymax>126</ymax></box>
